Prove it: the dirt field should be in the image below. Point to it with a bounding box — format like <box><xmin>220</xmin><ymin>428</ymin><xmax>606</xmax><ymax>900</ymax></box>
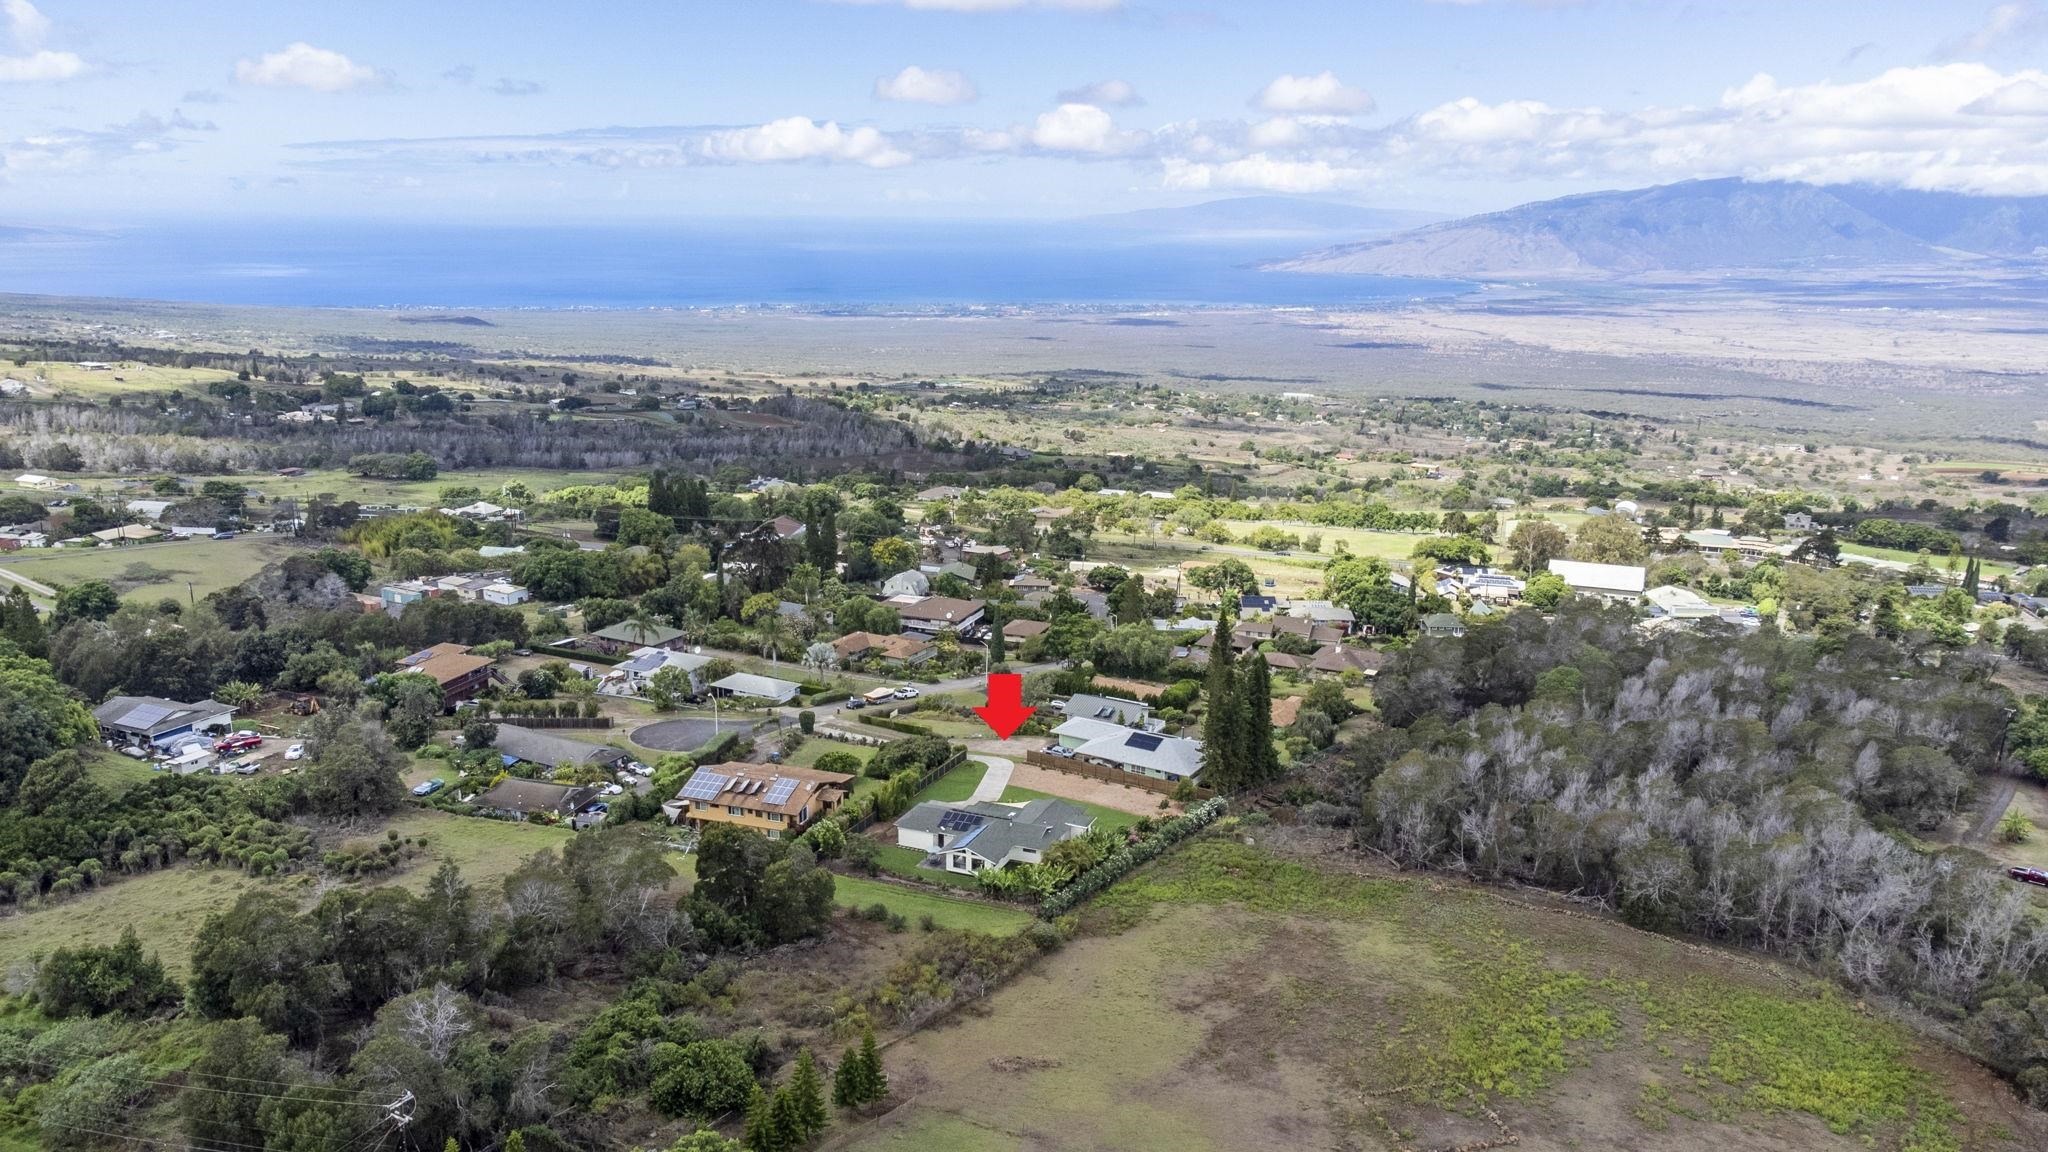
<box><xmin>831</xmin><ymin>835</ymin><xmax>2043</xmax><ymax>1152</ymax></box>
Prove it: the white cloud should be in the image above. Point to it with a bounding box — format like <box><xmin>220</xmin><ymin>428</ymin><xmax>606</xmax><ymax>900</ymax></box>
<box><xmin>491</xmin><ymin>77</ymin><xmax>544</xmax><ymax>96</ymax></box>
<box><xmin>1028</xmin><ymin>102</ymin><xmax>1138</xmax><ymax>153</ymax></box>
<box><xmin>2</xmin><ymin>110</ymin><xmax>214</xmax><ymax>173</ymax></box>
<box><xmin>4</xmin><ymin>0</ymin><xmax>49</xmax><ymax>47</ymax></box>
<box><xmin>1936</xmin><ymin>2</ymin><xmax>2045</xmax><ymax>60</ymax></box>
<box><xmin>1256</xmin><ymin>71</ymin><xmax>1374</xmax><ymax>115</ymax></box>
<box><xmin>0</xmin><ymin>0</ymin><xmax>78</xmax><ymax>82</ymax></box>
<box><xmin>1162</xmin><ymin>154</ymin><xmax>1352</xmax><ymax>193</ymax></box>
<box><xmin>0</xmin><ymin>48</ymin><xmax>78</xmax><ymax>81</ymax></box>
<box><xmin>234</xmin><ymin>43</ymin><xmax>383</xmax><ymax>92</ymax></box>
<box><xmin>874</xmin><ymin>65</ymin><xmax>977</xmax><ymax>105</ymax></box>
<box><xmin>1056</xmin><ymin>78</ymin><xmax>1140</xmax><ymax>106</ymax></box>
<box><xmin>700</xmin><ymin>117</ymin><xmax>912</xmax><ymax>167</ymax></box>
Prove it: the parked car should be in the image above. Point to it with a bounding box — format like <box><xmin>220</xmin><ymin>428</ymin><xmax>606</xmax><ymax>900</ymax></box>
<box><xmin>283</xmin><ymin>743</ymin><xmax>306</xmax><ymax>761</ymax></box>
<box><xmin>2007</xmin><ymin>866</ymin><xmax>2048</xmax><ymax>887</ymax></box>
<box><xmin>411</xmin><ymin>778</ymin><xmax>446</xmax><ymax>797</ymax></box>
<box><xmin>213</xmin><ymin>731</ymin><xmax>262</xmax><ymax>753</ymax></box>
<box><xmin>845</xmin><ymin>697</ymin><xmax>866</xmax><ymax>710</ymax></box>
<box><xmin>603</xmin><ymin>783</ymin><xmax>624</xmax><ymax>796</ymax></box>
<box><xmin>893</xmin><ymin>686</ymin><xmax>920</xmax><ymax>699</ymax></box>
<box><xmin>627</xmin><ymin>761</ymin><xmax>652</xmax><ymax>776</ymax></box>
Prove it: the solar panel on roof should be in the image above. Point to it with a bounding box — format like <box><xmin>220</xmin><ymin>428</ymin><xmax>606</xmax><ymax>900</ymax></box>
<box><xmin>938</xmin><ymin>809</ymin><xmax>987</xmax><ymax>832</ymax></box>
<box><xmin>678</xmin><ymin>771</ymin><xmax>731</xmax><ymax>801</ymax></box>
<box><xmin>1124</xmin><ymin>732</ymin><xmax>1164</xmax><ymax>751</ymax></box>
<box><xmin>762</xmin><ymin>778</ymin><xmax>798</xmax><ymax>806</ymax></box>
<box><xmin>402</xmin><ymin>648</ymin><xmax>434</xmax><ymax>665</ymax></box>
<box><xmin>115</xmin><ymin>703</ymin><xmax>173</xmax><ymax>730</ymax></box>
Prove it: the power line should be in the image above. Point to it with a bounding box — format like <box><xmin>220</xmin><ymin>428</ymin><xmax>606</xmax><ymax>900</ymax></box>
<box><xmin>13</xmin><ymin>1053</ymin><xmax>383</xmax><ymax>1107</ymax></box>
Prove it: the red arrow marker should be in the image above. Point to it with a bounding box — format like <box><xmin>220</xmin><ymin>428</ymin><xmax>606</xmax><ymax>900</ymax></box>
<box><xmin>973</xmin><ymin>672</ymin><xmax>1037</xmax><ymax>739</ymax></box>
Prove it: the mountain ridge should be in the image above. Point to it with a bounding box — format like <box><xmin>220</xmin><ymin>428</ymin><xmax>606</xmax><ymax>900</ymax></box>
<box><xmin>1267</xmin><ymin>179</ymin><xmax>2048</xmax><ymax>279</ymax></box>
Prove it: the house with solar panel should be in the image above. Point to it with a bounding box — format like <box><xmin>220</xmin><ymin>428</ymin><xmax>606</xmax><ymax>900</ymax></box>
<box><xmin>93</xmin><ymin>696</ymin><xmax>239</xmax><ymax>751</ymax></box>
<box><xmin>661</xmin><ymin>762</ymin><xmax>854</xmax><ymax>839</ymax></box>
<box><xmin>894</xmin><ymin>798</ymin><xmax>1095</xmax><ymax>875</ymax></box>
<box><xmin>1069</xmin><ymin>729</ymin><xmax>1205</xmax><ymax>784</ymax></box>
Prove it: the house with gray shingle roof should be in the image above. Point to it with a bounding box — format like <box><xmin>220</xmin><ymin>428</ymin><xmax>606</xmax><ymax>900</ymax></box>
<box><xmin>894</xmin><ymin>797</ymin><xmax>1094</xmax><ymax>875</ymax></box>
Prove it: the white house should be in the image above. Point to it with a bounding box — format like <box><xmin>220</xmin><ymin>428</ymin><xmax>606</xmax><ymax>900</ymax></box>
<box><xmin>124</xmin><ymin>499</ymin><xmax>174</xmax><ymax>521</ymax></box>
<box><xmin>602</xmin><ymin>646</ymin><xmax>713</xmax><ymax>696</ymax></box>
<box><xmin>1071</xmin><ymin>729</ymin><xmax>1204</xmax><ymax>783</ymax></box>
<box><xmin>1644</xmin><ymin>584</ymin><xmax>1718</xmax><ymax>619</ymax></box>
<box><xmin>482</xmin><ymin>582</ymin><xmax>531</xmax><ymax>606</ymax></box>
<box><xmin>1546</xmin><ymin>559</ymin><xmax>1647</xmax><ymax>604</ymax></box>
<box><xmin>710</xmin><ymin>671</ymin><xmax>801</xmax><ymax>705</ymax></box>
<box><xmin>14</xmin><ymin>474</ymin><xmax>60</xmax><ymax>490</ymax></box>
<box><xmin>894</xmin><ymin>798</ymin><xmax>1094</xmax><ymax>874</ymax></box>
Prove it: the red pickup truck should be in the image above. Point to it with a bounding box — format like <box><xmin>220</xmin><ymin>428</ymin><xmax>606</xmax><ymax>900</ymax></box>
<box><xmin>213</xmin><ymin>731</ymin><xmax>263</xmax><ymax>754</ymax></box>
<box><xmin>2006</xmin><ymin>866</ymin><xmax>2048</xmax><ymax>888</ymax></box>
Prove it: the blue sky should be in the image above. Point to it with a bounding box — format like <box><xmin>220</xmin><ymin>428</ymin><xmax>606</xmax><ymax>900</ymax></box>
<box><xmin>3</xmin><ymin>0</ymin><xmax>2045</xmax><ymax>224</ymax></box>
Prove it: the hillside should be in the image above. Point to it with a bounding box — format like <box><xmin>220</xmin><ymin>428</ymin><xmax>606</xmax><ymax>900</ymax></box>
<box><xmin>1268</xmin><ymin>178</ymin><xmax>2048</xmax><ymax>278</ymax></box>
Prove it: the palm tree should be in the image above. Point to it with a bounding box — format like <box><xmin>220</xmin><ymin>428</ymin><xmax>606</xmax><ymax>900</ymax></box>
<box><xmin>755</xmin><ymin>614</ymin><xmax>794</xmax><ymax>665</ymax></box>
<box><xmin>802</xmin><ymin>640</ymin><xmax>838</xmax><ymax>678</ymax></box>
<box><xmin>622</xmin><ymin>604</ymin><xmax>666</xmax><ymax>647</ymax></box>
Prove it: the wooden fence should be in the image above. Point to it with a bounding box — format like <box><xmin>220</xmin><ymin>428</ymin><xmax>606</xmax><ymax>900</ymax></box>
<box><xmin>1024</xmin><ymin>749</ymin><xmax>1213</xmax><ymax>800</ymax></box>
<box><xmin>496</xmin><ymin>716</ymin><xmax>614</xmax><ymax>730</ymax></box>
<box><xmin>842</xmin><ymin>748</ymin><xmax>967</xmax><ymax>835</ymax></box>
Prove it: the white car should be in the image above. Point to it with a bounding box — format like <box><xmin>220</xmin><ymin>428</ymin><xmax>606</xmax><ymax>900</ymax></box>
<box><xmin>627</xmin><ymin>761</ymin><xmax>652</xmax><ymax>777</ymax></box>
<box><xmin>284</xmin><ymin>743</ymin><xmax>306</xmax><ymax>761</ymax></box>
<box><xmin>893</xmin><ymin>686</ymin><xmax>920</xmax><ymax>700</ymax></box>
<box><xmin>603</xmin><ymin>783</ymin><xmax>624</xmax><ymax>796</ymax></box>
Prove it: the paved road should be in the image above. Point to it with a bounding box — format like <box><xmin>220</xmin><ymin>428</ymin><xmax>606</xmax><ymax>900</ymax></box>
<box><xmin>793</xmin><ymin>661</ymin><xmax>1064</xmax><ymax>727</ymax></box>
<box><xmin>0</xmin><ymin>565</ymin><xmax>58</xmax><ymax>599</ymax></box>
<box><xmin>967</xmin><ymin>755</ymin><xmax>1014</xmax><ymax>802</ymax></box>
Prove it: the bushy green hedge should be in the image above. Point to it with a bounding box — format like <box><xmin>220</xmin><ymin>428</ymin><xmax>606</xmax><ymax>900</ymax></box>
<box><xmin>1039</xmin><ymin>797</ymin><xmax>1228</xmax><ymax>918</ymax></box>
<box><xmin>858</xmin><ymin>715</ymin><xmax>932</xmax><ymax>737</ymax></box>
<box><xmin>809</xmin><ymin>690</ymin><xmax>850</xmax><ymax>706</ymax></box>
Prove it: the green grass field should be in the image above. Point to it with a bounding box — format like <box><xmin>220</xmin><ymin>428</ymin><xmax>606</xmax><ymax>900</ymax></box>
<box><xmin>830</xmin><ymin>873</ymin><xmax>1031</xmax><ymax>935</ymax></box>
<box><xmin>907</xmin><ymin>760</ymin><xmax>988</xmax><ymax>806</ymax></box>
<box><xmin>1838</xmin><ymin>541</ymin><xmax>2019</xmax><ymax>580</ymax></box>
<box><xmin>377</xmin><ymin>809</ymin><xmax>581</xmax><ymax>895</ymax></box>
<box><xmin>0</xmin><ymin>535</ymin><xmax>300</xmax><ymax>602</ymax></box>
<box><xmin>0</xmin><ymin>867</ymin><xmax>283</xmax><ymax>979</ymax></box>
<box><xmin>997</xmin><ymin>786</ymin><xmax>1146</xmax><ymax>831</ymax></box>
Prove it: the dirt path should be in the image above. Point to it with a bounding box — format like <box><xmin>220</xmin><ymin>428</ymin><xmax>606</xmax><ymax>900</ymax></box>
<box><xmin>0</xmin><ymin>565</ymin><xmax>58</xmax><ymax>598</ymax></box>
<box><xmin>1966</xmin><ymin>773</ymin><xmax>2021</xmax><ymax>845</ymax></box>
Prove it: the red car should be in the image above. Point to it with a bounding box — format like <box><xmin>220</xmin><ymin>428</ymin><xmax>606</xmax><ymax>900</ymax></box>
<box><xmin>2006</xmin><ymin>867</ymin><xmax>2048</xmax><ymax>888</ymax></box>
<box><xmin>213</xmin><ymin>732</ymin><xmax>263</xmax><ymax>754</ymax></box>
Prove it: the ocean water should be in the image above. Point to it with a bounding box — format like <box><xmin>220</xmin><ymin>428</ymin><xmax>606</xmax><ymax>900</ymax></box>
<box><xmin>0</xmin><ymin>218</ymin><xmax>1464</xmax><ymax>310</ymax></box>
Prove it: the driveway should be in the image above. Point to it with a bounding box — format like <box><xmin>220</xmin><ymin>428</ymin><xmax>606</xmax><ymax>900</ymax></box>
<box><xmin>790</xmin><ymin>661</ymin><xmax>1064</xmax><ymax>729</ymax></box>
<box><xmin>967</xmin><ymin>755</ymin><xmax>1013</xmax><ymax>802</ymax></box>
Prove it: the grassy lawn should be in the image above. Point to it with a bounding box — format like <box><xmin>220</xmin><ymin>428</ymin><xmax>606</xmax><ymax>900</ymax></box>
<box><xmin>1838</xmin><ymin>541</ymin><xmax>2018</xmax><ymax>579</ymax></box>
<box><xmin>997</xmin><ymin>785</ymin><xmax>1144</xmax><ymax>831</ymax></box>
<box><xmin>787</xmin><ymin>740</ymin><xmax>875</xmax><ymax>769</ymax></box>
<box><xmin>830</xmin><ymin>873</ymin><xmax>1031</xmax><ymax>935</ymax></box>
<box><xmin>377</xmin><ymin>809</ymin><xmax>581</xmax><ymax>895</ymax></box>
<box><xmin>0</xmin><ymin>535</ymin><xmax>300</xmax><ymax>602</ymax></box>
<box><xmin>842</xmin><ymin>839</ymin><xmax>2001</xmax><ymax>1152</ymax></box>
<box><xmin>907</xmin><ymin>760</ymin><xmax>987</xmax><ymax>806</ymax></box>
<box><xmin>0</xmin><ymin>867</ymin><xmax>281</xmax><ymax>979</ymax></box>
<box><xmin>78</xmin><ymin>745</ymin><xmax>163</xmax><ymax>794</ymax></box>
<box><xmin>874</xmin><ymin>845</ymin><xmax>984</xmax><ymax>891</ymax></box>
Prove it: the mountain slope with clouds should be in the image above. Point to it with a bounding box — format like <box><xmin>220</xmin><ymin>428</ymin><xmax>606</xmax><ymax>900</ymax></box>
<box><xmin>1268</xmin><ymin>179</ymin><xmax>2048</xmax><ymax>279</ymax></box>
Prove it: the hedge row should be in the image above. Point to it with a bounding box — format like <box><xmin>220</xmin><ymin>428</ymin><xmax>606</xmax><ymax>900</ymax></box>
<box><xmin>809</xmin><ymin>690</ymin><xmax>850</xmax><ymax>706</ymax></box>
<box><xmin>858</xmin><ymin>715</ymin><xmax>932</xmax><ymax>737</ymax></box>
<box><xmin>1039</xmin><ymin>797</ymin><xmax>1230</xmax><ymax>918</ymax></box>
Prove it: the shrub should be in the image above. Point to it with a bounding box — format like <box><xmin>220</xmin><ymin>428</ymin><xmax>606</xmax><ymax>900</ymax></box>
<box><xmin>1039</xmin><ymin>798</ymin><xmax>1229</xmax><ymax>918</ymax></box>
<box><xmin>1996</xmin><ymin>807</ymin><xmax>2033</xmax><ymax>844</ymax></box>
<box><xmin>798</xmin><ymin>710</ymin><xmax>815</xmax><ymax>734</ymax></box>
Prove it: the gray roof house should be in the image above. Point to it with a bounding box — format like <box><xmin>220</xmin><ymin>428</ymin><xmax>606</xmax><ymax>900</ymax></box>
<box><xmin>1061</xmin><ymin>693</ymin><xmax>1151</xmax><ymax>727</ymax></box>
<box><xmin>471</xmin><ymin>777</ymin><xmax>602</xmax><ymax>823</ymax></box>
<box><xmin>94</xmin><ymin>696</ymin><xmax>238</xmax><ymax>748</ymax></box>
<box><xmin>710</xmin><ymin>671</ymin><xmax>802</xmax><ymax>705</ymax></box>
<box><xmin>895</xmin><ymin>797</ymin><xmax>1095</xmax><ymax>875</ymax></box>
<box><xmin>492</xmin><ymin>725</ymin><xmax>631</xmax><ymax>772</ymax></box>
<box><xmin>1072</xmin><ymin>729</ymin><xmax>1203</xmax><ymax>782</ymax></box>
<box><xmin>882</xmin><ymin>569</ymin><xmax>931</xmax><ymax>598</ymax></box>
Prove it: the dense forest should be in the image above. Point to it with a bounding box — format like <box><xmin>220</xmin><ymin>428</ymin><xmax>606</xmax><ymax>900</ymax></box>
<box><xmin>1331</xmin><ymin>604</ymin><xmax>2048</xmax><ymax>1100</ymax></box>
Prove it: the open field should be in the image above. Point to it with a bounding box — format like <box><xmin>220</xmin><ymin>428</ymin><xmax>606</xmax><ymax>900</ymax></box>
<box><xmin>1989</xmin><ymin>782</ymin><xmax>2048</xmax><ymax>873</ymax></box>
<box><xmin>1838</xmin><ymin>542</ymin><xmax>2020</xmax><ymax>581</ymax></box>
<box><xmin>0</xmin><ymin>867</ymin><xmax>281</xmax><ymax>979</ymax></box>
<box><xmin>834</xmin><ymin>836</ymin><xmax>2041</xmax><ymax>1152</ymax></box>
<box><xmin>377</xmin><ymin>809</ymin><xmax>580</xmax><ymax>894</ymax></box>
<box><xmin>830</xmin><ymin>873</ymin><xmax>1032</xmax><ymax>935</ymax></box>
<box><xmin>0</xmin><ymin>535</ymin><xmax>301</xmax><ymax>601</ymax></box>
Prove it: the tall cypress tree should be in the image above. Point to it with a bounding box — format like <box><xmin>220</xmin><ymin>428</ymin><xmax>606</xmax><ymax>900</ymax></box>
<box><xmin>1201</xmin><ymin>612</ymin><xmax>1241</xmax><ymax>786</ymax></box>
<box><xmin>832</xmin><ymin>1044</ymin><xmax>863</xmax><ymax>1109</ymax></box>
<box><xmin>1238</xmin><ymin>650</ymin><xmax>1280</xmax><ymax>785</ymax></box>
<box><xmin>743</xmin><ymin>1083</ymin><xmax>776</xmax><ymax>1152</ymax></box>
<box><xmin>789</xmin><ymin>1050</ymin><xmax>827</xmax><ymax>1139</ymax></box>
<box><xmin>986</xmin><ymin>603</ymin><xmax>1006</xmax><ymax>664</ymax></box>
<box><xmin>857</xmin><ymin>1025</ymin><xmax>888</xmax><ymax>1101</ymax></box>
